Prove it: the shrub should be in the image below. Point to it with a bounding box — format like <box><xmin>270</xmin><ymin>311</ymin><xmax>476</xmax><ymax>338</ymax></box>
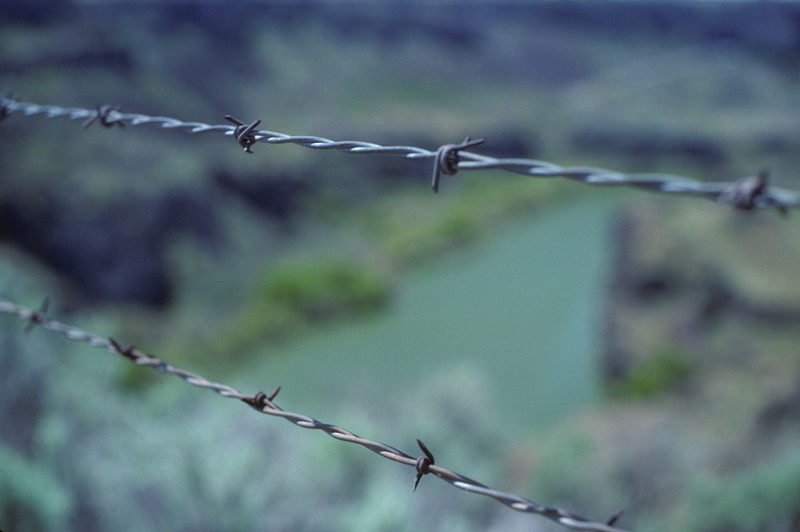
<box><xmin>262</xmin><ymin>258</ymin><xmax>391</xmax><ymax>322</ymax></box>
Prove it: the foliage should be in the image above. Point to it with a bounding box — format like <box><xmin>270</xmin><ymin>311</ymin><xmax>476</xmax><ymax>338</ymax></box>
<box><xmin>611</xmin><ymin>347</ymin><xmax>694</xmax><ymax>399</ymax></box>
<box><xmin>683</xmin><ymin>452</ymin><xmax>800</xmax><ymax>532</ymax></box>
<box><xmin>261</xmin><ymin>258</ymin><xmax>392</xmax><ymax>322</ymax></box>
<box><xmin>0</xmin><ymin>444</ymin><xmax>71</xmax><ymax>532</ymax></box>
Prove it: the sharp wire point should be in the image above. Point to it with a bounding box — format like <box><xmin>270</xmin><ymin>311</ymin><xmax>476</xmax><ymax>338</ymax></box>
<box><xmin>24</xmin><ymin>296</ymin><xmax>50</xmax><ymax>333</ymax></box>
<box><xmin>413</xmin><ymin>439</ymin><xmax>435</xmax><ymax>491</ymax></box>
<box><xmin>606</xmin><ymin>509</ymin><xmax>624</xmax><ymax>526</ymax></box>
<box><xmin>268</xmin><ymin>386</ymin><xmax>281</xmax><ymax>401</ymax></box>
<box><xmin>83</xmin><ymin>104</ymin><xmax>124</xmax><ymax>129</ymax></box>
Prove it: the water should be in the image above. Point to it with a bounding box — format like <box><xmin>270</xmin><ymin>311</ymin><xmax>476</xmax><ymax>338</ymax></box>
<box><xmin>247</xmin><ymin>197</ymin><xmax>618</xmax><ymax>434</ymax></box>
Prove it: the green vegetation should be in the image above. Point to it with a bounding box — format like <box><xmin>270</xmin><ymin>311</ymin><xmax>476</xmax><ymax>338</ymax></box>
<box><xmin>0</xmin><ymin>444</ymin><xmax>70</xmax><ymax>532</ymax></box>
<box><xmin>192</xmin><ymin>257</ymin><xmax>393</xmax><ymax>365</ymax></box>
<box><xmin>262</xmin><ymin>258</ymin><xmax>391</xmax><ymax>322</ymax></box>
<box><xmin>682</xmin><ymin>452</ymin><xmax>800</xmax><ymax>532</ymax></box>
<box><xmin>373</xmin><ymin>175</ymin><xmax>570</xmax><ymax>265</ymax></box>
<box><xmin>611</xmin><ymin>347</ymin><xmax>694</xmax><ymax>399</ymax></box>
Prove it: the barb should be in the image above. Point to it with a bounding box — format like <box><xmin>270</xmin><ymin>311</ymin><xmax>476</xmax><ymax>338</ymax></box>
<box><xmin>82</xmin><ymin>104</ymin><xmax>125</xmax><ymax>129</ymax></box>
<box><xmin>1</xmin><ymin>97</ymin><xmax>798</xmax><ymax>212</ymax></box>
<box><xmin>224</xmin><ymin>115</ymin><xmax>262</xmax><ymax>153</ymax></box>
<box><xmin>23</xmin><ymin>296</ymin><xmax>50</xmax><ymax>334</ymax></box>
<box><xmin>0</xmin><ymin>96</ymin><xmax>10</xmax><ymax>121</ymax></box>
<box><xmin>0</xmin><ymin>297</ymin><xmax>627</xmax><ymax>532</ymax></box>
<box><xmin>413</xmin><ymin>439</ymin><xmax>435</xmax><ymax>491</ymax></box>
<box><xmin>432</xmin><ymin>136</ymin><xmax>486</xmax><ymax>193</ymax></box>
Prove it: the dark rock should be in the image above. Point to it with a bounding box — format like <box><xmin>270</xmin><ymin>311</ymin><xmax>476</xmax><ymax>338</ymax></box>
<box><xmin>632</xmin><ymin>271</ymin><xmax>680</xmax><ymax>303</ymax></box>
<box><xmin>365</xmin><ymin>156</ymin><xmax>428</xmax><ymax>185</ymax></box>
<box><xmin>316</xmin><ymin>5</ymin><xmax>481</xmax><ymax>48</ymax></box>
<box><xmin>0</xmin><ymin>188</ymin><xmax>219</xmax><ymax>308</ymax></box>
<box><xmin>0</xmin><ymin>50</ymin><xmax>133</xmax><ymax>75</ymax></box>
<box><xmin>529</xmin><ymin>1</ymin><xmax>800</xmax><ymax>57</ymax></box>
<box><xmin>154</xmin><ymin>189</ymin><xmax>219</xmax><ymax>244</ymax></box>
<box><xmin>484</xmin><ymin>130</ymin><xmax>539</xmax><ymax>160</ymax></box>
<box><xmin>699</xmin><ymin>276</ymin><xmax>736</xmax><ymax>326</ymax></box>
<box><xmin>213</xmin><ymin>171</ymin><xmax>310</xmax><ymax>223</ymax></box>
<box><xmin>0</xmin><ymin>0</ymin><xmax>73</xmax><ymax>25</ymax></box>
<box><xmin>758</xmin><ymin>381</ymin><xmax>800</xmax><ymax>430</ymax></box>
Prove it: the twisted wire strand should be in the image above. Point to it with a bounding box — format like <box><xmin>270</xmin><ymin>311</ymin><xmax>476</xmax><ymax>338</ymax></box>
<box><xmin>0</xmin><ymin>297</ymin><xmax>626</xmax><ymax>532</ymax></box>
<box><xmin>2</xmin><ymin>97</ymin><xmax>798</xmax><ymax>211</ymax></box>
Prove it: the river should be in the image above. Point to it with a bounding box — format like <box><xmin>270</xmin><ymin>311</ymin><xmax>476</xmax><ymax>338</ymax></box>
<box><xmin>244</xmin><ymin>196</ymin><xmax>618</xmax><ymax>435</ymax></box>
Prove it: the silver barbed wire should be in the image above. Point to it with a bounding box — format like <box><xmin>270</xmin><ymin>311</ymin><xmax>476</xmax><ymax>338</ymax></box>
<box><xmin>1</xmin><ymin>97</ymin><xmax>798</xmax><ymax>211</ymax></box>
<box><xmin>0</xmin><ymin>297</ymin><xmax>627</xmax><ymax>532</ymax></box>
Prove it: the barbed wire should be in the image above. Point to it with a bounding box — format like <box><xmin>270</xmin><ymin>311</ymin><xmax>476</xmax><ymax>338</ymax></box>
<box><xmin>0</xmin><ymin>297</ymin><xmax>627</xmax><ymax>532</ymax></box>
<box><xmin>2</xmin><ymin>97</ymin><xmax>798</xmax><ymax>211</ymax></box>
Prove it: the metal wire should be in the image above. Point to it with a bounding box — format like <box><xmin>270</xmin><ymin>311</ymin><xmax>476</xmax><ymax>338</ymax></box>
<box><xmin>0</xmin><ymin>297</ymin><xmax>627</xmax><ymax>532</ymax></box>
<box><xmin>2</xmin><ymin>97</ymin><xmax>798</xmax><ymax>211</ymax></box>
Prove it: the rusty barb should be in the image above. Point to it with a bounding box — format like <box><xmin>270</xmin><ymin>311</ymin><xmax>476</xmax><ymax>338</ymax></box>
<box><xmin>224</xmin><ymin>115</ymin><xmax>262</xmax><ymax>153</ymax></box>
<box><xmin>413</xmin><ymin>439</ymin><xmax>435</xmax><ymax>491</ymax></box>
<box><xmin>82</xmin><ymin>104</ymin><xmax>125</xmax><ymax>129</ymax></box>
<box><xmin>23</xmin><ymin>296</ymin><xmax>49</xmax><ymax>333</ymax></box>
<box><xmin>0</xmin><ymin>297</ymin><xmax>628</xmax><ymax>532</ymax></box>
<box><xmin>719</xmin><ymin>170</ymin><xmax>787</xmax><ymax>215</ymax></box>
<box><xmin>1</xmin><ymin>97</ymin><xmax>799</xmax><ymax>212</ymax></box>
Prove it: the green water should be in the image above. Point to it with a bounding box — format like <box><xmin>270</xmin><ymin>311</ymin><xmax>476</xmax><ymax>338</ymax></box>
<box><xmin>245</xmin><ymin>197</ymin><xmax>618</xmax><ymax>433</ymax></box>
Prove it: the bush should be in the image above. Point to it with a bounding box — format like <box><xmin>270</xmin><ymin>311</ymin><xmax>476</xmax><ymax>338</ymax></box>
<box><xmin>612</xmin><ymin>347</ymin><xmax>693</xmax><ymax>398</ymax></box>
<box><xmin>0</xmin><ymin>444</ymin><xmax>71</xmax><ymax>532</ymax></box>
<box><xmin>262</xmin><ymin>258</ymin><xmax>392</xmax><ymax>322</ymax></box>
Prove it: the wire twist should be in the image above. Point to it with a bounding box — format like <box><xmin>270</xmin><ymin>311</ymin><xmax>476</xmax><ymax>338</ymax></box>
<box><xmin>431</xmin><ymin>136</ymin><xmax>486</xmax><ymax>192</ymax></box>
<box><xmin>0</xmin><ymin>297</ymin><xmax>627</xmax><ymax>532</ymax></box>
<box><xmin>2</xmin><ymin>97</ymin><xmax>798</xmax><ymax>212</ymax></box>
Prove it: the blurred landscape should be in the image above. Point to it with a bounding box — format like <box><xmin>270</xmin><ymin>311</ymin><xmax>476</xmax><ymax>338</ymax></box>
<box><xmin>2</xmin><ymin>1</ymin><xmax>800</xmax><ymax>531</ymax></box>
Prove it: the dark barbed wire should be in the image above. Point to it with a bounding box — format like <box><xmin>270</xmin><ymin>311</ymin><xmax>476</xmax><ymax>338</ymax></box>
<box><xmin>0</xmin><ymin>297</ymin><xmax>627</xmax><ymax>532</ymax></box>
<box><xmin>1</xmin><ymin>97</ymin><xmax>798</xmax><ymax>211</ymax></box>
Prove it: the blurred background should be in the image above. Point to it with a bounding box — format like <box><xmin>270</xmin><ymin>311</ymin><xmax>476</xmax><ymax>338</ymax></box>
<box><xmin>2</xmin><ymin>1</ymin><xmax>800</xmax><ymax>531</ymax></box>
